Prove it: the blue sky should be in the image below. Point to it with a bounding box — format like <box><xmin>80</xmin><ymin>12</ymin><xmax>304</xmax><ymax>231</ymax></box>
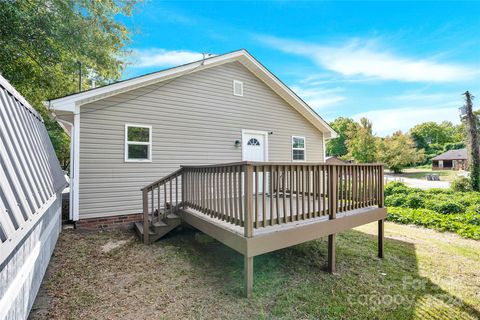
<box><xmin>122</xmin><ymin>1</ymin><xmax>480</xmax><ymax>136</ymax></box>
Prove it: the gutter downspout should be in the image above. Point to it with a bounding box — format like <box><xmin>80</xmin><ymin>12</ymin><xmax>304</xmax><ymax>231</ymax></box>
<box><xmin>49</xmin><ymin>102</ymin><xmax>78</xmax><ymax>223</ymax></box>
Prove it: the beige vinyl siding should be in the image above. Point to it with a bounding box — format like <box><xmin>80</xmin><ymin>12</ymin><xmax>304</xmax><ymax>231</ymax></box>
<box><xmin>79</xmin><ymin>62</ymin><xmax>325</xmax><ymax>218</ymax></box>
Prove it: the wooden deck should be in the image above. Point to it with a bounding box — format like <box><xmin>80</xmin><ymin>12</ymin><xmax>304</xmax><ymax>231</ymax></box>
<box><xmin>138</xmin><ymin>161</ymin><xmax>386</xmax><ymax>297</ymax></box>
<box><xmin>179</xmin><ymin>204</ymin><xmax>386</xmax><ymax>254</ymax></box>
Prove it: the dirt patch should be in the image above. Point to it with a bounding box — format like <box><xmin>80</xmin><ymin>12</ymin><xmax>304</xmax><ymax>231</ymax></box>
<box><xmin>101</xmin><ymin>240</ymin><xmax>128</xmax><ymax>253</ymax></box>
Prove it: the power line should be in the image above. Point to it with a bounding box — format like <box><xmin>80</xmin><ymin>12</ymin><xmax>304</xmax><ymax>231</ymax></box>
<box><xmin>53</xmin><ymin>53</ymin><xmax>210</xmax><ymax>118</ymax></box>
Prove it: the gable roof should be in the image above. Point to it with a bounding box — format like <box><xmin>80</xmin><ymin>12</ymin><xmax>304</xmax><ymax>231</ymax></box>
<box><xmin>431</xmin><ymin>149</ymin><xmax>467</xmax><ymax>161</ymax></box>
<box><xmin>48</xmin><ymin>49</ymin><xmax>337</xmax><ymax>138</ymax></box>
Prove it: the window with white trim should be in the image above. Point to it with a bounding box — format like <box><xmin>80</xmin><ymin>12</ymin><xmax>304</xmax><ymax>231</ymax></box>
<box><xmin>125</xmin><ymin>124</ymin><xmax>152</xmax><ymax>162</ymax></box>
<box><xmin>292</xmin><ymin>136</ymin><xmax>305</xmax><ymax>161</ymax></box>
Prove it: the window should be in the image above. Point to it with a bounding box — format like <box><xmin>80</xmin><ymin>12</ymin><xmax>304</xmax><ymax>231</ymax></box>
<box><xmin>125</xmin><ymin>124</ymin><xmax>152</xmax><ymax>162</ymax></box>
<box><xmin>292</xmin><ymin>136</ymin><xmax>305</xmax><ymax>161</ymax></box>
<box><xmin>233</xmin><ymin>80</ymin><xmax>243</xmax><ymax>96</ymax></box>
<box><xmin>247</xmin><ymin>138</ymin><xmax>260</xmax><ymax>146</ymax></box>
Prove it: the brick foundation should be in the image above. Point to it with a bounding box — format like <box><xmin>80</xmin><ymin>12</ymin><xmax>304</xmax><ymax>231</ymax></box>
<box><xmin>75</xmin><ymin>213</ymin><xmax>143</xmax><ymax>231</ymax></box>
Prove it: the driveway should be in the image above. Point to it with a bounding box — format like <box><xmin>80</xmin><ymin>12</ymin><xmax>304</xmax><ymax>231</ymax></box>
<box><xmin>385</xmin><ymin>175</ymin><xmax>451</xmax><ymax>189</ymax></box>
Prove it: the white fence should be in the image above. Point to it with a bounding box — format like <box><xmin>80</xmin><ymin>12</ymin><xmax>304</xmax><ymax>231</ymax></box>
<box><xmin>0</xmin><ymin>74</ymin><xmax>67</xmax><ymax>319</ymax></box>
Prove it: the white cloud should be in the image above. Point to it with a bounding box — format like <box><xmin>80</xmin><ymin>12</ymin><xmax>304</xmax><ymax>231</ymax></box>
<box><xmin>353</xmin><ymin>105</ymin><xmax>461</xmax><ymax>136</ymax></box>
<box><xmin>391</xmin><ymin>92</ymin><xmax>458</xmax><ymax>102</ymax></box>
<box><xmin>290</xmin><ymin>85</ymin><xmax>346</xmax><ymax>110</ymax></box>
<box><xmin>131</xmin><ymin>49</ymin><xmax>206</xmax><ymax>68</ymax></box>
<box><xmin>258</xmin><ymin>35</ymin><xmax>476</xmax><ymax>82</ymax></box>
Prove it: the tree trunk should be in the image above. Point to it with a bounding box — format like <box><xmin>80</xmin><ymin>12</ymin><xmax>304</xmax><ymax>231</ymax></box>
<box><xmin>463</xmin><ymin>91</ymin><xmax>480</xmax><ymax>191</ymax></box>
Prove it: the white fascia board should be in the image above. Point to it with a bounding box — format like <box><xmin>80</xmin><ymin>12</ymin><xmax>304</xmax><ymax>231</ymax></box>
<box><xmin>49</xmin><ymin>100</ymin><xmax>76</xmax><ymax>113</ymax></box>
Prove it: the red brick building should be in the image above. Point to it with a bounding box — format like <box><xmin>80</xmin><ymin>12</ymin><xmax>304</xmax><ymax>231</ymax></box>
<box><xmin>431</xmin><ymin>149</ymin><xmax>468</xmax><ymax>170</ymax></box>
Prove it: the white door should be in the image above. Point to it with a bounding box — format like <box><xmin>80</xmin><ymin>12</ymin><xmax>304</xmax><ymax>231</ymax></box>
<box><xmin>243</xmin><ymin>133</ymin><xmax>266</xmax><ymax>162</ymax></box>
<box><xmin>242</xmin><ymin>131</ymin><xmax>267</xmax><ymax>193</ymax></box>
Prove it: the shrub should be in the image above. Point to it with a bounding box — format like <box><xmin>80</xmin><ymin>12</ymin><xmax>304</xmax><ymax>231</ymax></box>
<box><xmin>426</xmin><ymin>188</ymin><xmax>452</xmax><ymax>195</ymax></box>
<box><xmin>384</xmin><ymin>182</ymin><xmax>480</xmax><ymax>237</ymax></box>
<box><xmin>451</xmin><ymin>176</ymin><xmax>472</xmax><ymax>192</ymax></box>
<box><xmin>425</xmin><ymin>199</ymin><xmax>466</xmax><ymax>214</ymax></box>
<box><xmin>385</xmin><ymin>194</ymin><xmax>407</xmax><ymax>207</ymax></box>
<box><xmin>384</xmin><ymin>182</ymin><xmax>410</xmax><ymax>197</ymax></box>
<box><xmin>405</xmin><ymin>193</ymin><xmax>424</xmax><ymax>209</ymax></box>
<box><xmin>387</xmin><ymin>207</ymin><xmax>480</xmax><ymax>240</ymax></box>
<box><xmin>454</xmin><ymin>193</ymin><xmax>480</xmax><ymax>207</ymax></box>
<box><xmin>466</xmin><ymin>204</ymin><xmax>480</xmax><ymax>215</ymax></box>
<box><xmin>465</xmin><ymin>205</ymin><xmax>480</xmax><ymax>226</ymax></box>
<box><xmin>437</xmin><ymin>201</ymin><xmax>465</xmax><ymax>214</ymax></box>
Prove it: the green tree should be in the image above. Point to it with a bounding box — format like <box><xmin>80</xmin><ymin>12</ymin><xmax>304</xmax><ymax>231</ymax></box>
<box><xmin>410</xmin><ymin>122</ymin><xmax>450</xmax><ymax>150</ymax></box>
<box><xmin>0</xmin><ymin>0</ymin><xmax>138</xmax><ymax>169</ymax></box>
<box><xmin>410</xmin><ymin>121</ymin><xmax>463</xmax><ymax>149</ymax></box>
<box><xmin>326</xmin><ymin>117</ymin><xmax>358</xmax><ymax>157</ymax></box>
<box><xmin>346</xmin><ymin>117</ymin><xmax>377</xmax><ymax>163</ymax></box>
<box><xmin>440</xmin><ymin>121</ymin><xmax>463</xmax><ymax>143</ymax></box>
<box><xmin>377</xmin><ymin>131</ymin><xmax>425</xmax><ymax>173</ymax></box>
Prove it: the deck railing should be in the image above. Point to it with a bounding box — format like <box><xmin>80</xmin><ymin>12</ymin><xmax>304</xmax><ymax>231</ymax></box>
<box><xmin>141</xmin><ymin>162</ymin><xmax>384</xmax><ymax>242</ymax></box>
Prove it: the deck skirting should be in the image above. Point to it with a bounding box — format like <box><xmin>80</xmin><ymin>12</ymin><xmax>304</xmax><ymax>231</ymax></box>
<box><xmin>179</xmin><ymin>206</ymin><xmax>386</xmax><ymax>258</ymax></box>
<box><xmin>246</xmin><ymin>207</ymin><xmax>386</xmax><ymax>257</ymax></box>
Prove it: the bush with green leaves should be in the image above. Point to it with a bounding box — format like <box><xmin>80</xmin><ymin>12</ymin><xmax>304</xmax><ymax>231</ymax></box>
<box><xmin>435</xmin><ymin>201</ymin><xmax>466</xmax><ymax>214</ymax></box>
<box><xmin>384</xmin><ymin>181</ymin><xmax>480</xmax><ymax>239</ymax></box>
<box><xmin>387</xmin><ymin>207</ymin><xmax>480</xmax><ymax>240</ymax></box>
<box><xmin>405</xmin><ymin>193</ymin><xmax>425</xmax><ymax>209</ymax></box>
<box><xmin>451</xmin><ymin>176</ymin><xmax>472</xmax><ymax>192</ymax></box>
<box><xmin>385</xmin><ymin>194</ymin><xmax>407</xmax><ymax>207</ymax></box>
<box><xmin>384</xmin><ymin>181</ymin><xmax>412</xmax><ymax>197</ymax></box>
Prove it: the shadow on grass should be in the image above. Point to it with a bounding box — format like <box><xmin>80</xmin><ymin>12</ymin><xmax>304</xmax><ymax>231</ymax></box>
<box><xmin>157</xmin><ymin>227</ymin><xmax>480</xmax><ymax>319</ymax></box>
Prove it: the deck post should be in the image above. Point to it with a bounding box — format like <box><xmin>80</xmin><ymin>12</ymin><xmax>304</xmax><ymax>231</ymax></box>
<box><xmin>244</xmin><ymin>256</ymin><xmax>253</xmax><ymax>298</ymax></box>
<box><xmin>142</xmin><ymin>189</ymin><xmax>149</xmax><ymax>245</ymax></box>
<box><xmin>378</xmin><ymin>165</ymin><xmax>385</xmax><ymax>258</ymax></box>
<box><xmin>378</xmin><ymin>220</ymin><xmax>384</xmax><ymax>258</ymax></box>
<box><xmin>328</xmin><ymin>235</ymin><xmax>335</xmax><ymax>272</ymax></box>
<box><xmin>243</xmin><ymin>164</ymin><xmax>254</xmax><ymax>297</ymax></box>
<box><xmin>244</xmin><ymin>164</ymin><xmax>253</xmax><ymax>238</ymax></box>
<box><xmin>327</xmin><ymin>165</ymin><xmax>337</xmax><ymax>273</ymax></box>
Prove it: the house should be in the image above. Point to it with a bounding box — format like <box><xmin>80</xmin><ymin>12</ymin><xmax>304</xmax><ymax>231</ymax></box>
<box><xmin>0</xmin><ymin>75</ymin><xmax>67</xmax><ymax>319</ymax></box>
<box><xmin>49</xmin><ymin>49</ymin><xmax>386</xmax><ymax>297</ymax></box>
<box><xmin>325</xmin><ymin>156</ymin><xmax>352</xmax><ymax>164</ymax></box>
<box><xmin>431</xmin><ymin>149</ymin><xmax>468</xmax><ymax>170</ymax></box>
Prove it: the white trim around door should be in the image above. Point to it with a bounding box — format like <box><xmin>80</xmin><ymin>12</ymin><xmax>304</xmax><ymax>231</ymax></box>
<box><xmin>241</xmin><ymin>129</ymin><xmax>269</xmax><ymax>161</ymax></box>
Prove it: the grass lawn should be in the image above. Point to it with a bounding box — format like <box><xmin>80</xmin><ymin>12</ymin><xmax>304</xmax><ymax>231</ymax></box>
<box><xmin>387</xmin><ymin>167</ymin><xmax>459</xmax><ymax>182</ymax></box>
<box><xmin>33</xmin><ymin>223</ymin><xmax>480</xmax><ymax>320</ymax></box>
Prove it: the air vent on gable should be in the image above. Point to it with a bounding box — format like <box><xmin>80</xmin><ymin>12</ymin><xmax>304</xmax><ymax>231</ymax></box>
<box><xmin>233</xmin><ymin>80</ymin><xmax>243</xmax><ymax>96</ymax></box>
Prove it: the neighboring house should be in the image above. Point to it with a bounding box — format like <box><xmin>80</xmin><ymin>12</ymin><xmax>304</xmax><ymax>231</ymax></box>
<box><xmin>431</xmin><ymin>149</ymin><xmax>468</xmax><ymax>170</ymax></box>
<box><xmin>0</xmin><ymin>75</ymin><xmax>67</xmax><ymax>319</ymax></box>
<box><xmin>325</xmin><ymin>156</ymin><xmax>352</xmax><ymax>164</ymax></box>
<box><xmin>49</xmin><ymin>49</ymin><xmax>386</xmax><ymax>297</ymax></box>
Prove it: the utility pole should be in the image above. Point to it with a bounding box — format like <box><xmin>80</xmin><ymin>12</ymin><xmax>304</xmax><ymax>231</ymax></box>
<box><xmin>77</xmin><ymin>61</ymin><xmax>82</xmax><ymax>92</ymax></box>
<box><xmin>462</xmin><ymin>91</ymin><xmax>480</xmax><ymax>191</ymax></box>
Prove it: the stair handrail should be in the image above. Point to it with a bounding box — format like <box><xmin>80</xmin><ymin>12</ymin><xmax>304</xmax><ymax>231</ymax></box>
<box><xmin>142</xmin><ymin>167</ymin><xmax>184</xmax><ymax>244</ymax></box>
<box><xmin>141</xmin><ymin>168</ymin><xmax>184</xmax><ymax>191</ymax></box>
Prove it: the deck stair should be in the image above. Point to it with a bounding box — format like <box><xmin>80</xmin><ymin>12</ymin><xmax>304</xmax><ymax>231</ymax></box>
<box><xmin>136</xmin><ymin>167</ymin><xmax>185</xmax><ymax>244</ymax></box>
<box><xmin>134</xmin><ymin>210</ymin><xmax>181</xmax><ymax>243</ymax></box>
